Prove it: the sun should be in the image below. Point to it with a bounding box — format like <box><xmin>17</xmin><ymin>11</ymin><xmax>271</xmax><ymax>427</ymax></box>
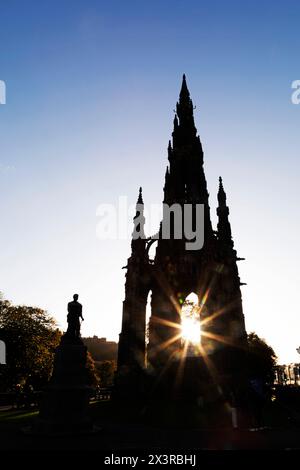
<box><xmin>181</xmin><ymin>316</ymin><xmax>201</xmax><ymax>344</ymax></box>
<box><xmin>180</xmin><ymin>292</ymin><xmax>201</xmax><ymax>345</ymax></box>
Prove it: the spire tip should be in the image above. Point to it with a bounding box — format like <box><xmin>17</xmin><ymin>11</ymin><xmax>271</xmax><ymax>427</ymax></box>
<box><xmin>137</xmin><ymin>187</ymin><xmax>143</xmax><ymax>204</ymax></box>
<box><xmin>217</xmin><ymin>176</ymin><xmax>227</xmax><ymax>205</ymax></box>
<box><xmin>180</xmin><ymin>74</ymin><xmax>189</xmax><ymax>96</ymax></box>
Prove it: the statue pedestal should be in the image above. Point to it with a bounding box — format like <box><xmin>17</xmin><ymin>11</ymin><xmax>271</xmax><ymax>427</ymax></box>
<box><xmin>30</xmin><ymin>337</ymin><xmax>99</xmax><ymax>435</ymax></box>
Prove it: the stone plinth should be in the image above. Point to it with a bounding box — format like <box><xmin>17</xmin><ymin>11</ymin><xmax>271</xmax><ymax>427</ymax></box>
<box><xmin>31</xmin><ymin>336</ymin><xmax>98</xmax><ymax>435</ymax></box>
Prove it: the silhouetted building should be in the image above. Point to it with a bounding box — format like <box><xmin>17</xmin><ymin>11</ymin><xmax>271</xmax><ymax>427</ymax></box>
<box><xmin>116</xmin><ymin>76</ymin><xmax>247</xmax><ymax>400</ymax></box>
<box><xmin>82</xmin><ymin>336</ymin><xmax>117</xmax><ymax>362</ymax></box>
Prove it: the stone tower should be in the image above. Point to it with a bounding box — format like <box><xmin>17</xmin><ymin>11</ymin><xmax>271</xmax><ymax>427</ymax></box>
<box><xmin>116</xmin><ymin>76</ymin><xmax>247</xmax><ymax>400</ymax></box>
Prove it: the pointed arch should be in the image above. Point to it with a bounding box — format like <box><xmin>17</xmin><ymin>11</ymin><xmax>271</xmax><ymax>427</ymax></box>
<box><xmin>145</xmin><ymin>290</ymin><xmax>152</xmax><ymax>367</ymax></box>
<box><xmin>146</xmin><ymin>239</ymin><xmax>157</xmax><ymax>262</ymax></box>
<box><xmin>180</xmin><ymin>292</ymin><xmax>201</xmax><ymax>356</ymax></box>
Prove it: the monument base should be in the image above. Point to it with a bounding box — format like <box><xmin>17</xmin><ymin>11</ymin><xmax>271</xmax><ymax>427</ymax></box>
<box><xmin>27</xmin><ymin>336</ymin><xmax>100</xmax><ymax>435</ymax></box>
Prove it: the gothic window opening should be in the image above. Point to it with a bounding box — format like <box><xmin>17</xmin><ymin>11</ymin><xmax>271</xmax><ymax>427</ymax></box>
<box><xmin>145</xmin><ymin>290</ymin><xmax>152</xmax><ymax>367</ymax></box>
<box><xmin>147</xmin><ymin>240</ymin><xmax>157</xmax><ymax>263</ymax></box>
<box><xmin>180</xmin><ymin>292</ymin><xmax>201</xmax><ymax>356</ymax></box>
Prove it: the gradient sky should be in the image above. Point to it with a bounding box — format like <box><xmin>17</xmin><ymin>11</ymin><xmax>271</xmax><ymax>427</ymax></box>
<box><xmin>0</xmin><ymin>0</ymin><xmax>299</xmax><ymax>364</ymax></box>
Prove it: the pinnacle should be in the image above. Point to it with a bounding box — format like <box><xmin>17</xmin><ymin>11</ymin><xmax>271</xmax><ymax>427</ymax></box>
<box><xmin>218</xmin><ymin>176</ymin><xmax>227</xmax><ymax>205</ymax></box>
<box><xmin>137</xmin><ymin>187</ymin><xmax>143</xmax><ymax>204</ymax></box>
<box><xmin>180</xmin><ymin>73</ymin><xmax>189</xmax><ymax>98</ymax></box>
<box><xmin>219</xmin><ymin>176</ymin><xmax>224</xmax><ymax>190</ymax></box>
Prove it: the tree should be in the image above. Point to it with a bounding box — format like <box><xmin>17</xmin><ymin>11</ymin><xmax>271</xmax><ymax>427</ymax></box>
<box><xmin>86</xmin><ymin>351</ymin><xmax>100</xmax><ymax>387</ymax></box>
<box><xmin>95</xmin><ymin>360</ymin><xmax>116</xmax><ymax>387</ymax></box>
<box><xmin>0</xmin><ymin>296</ymin><xmax>61</xmax><ymax>391</ymax></box>
<box><xmin>247</xmin><ymin>332</ymin><xmax>277</xmax><ymax>384</ymax></box>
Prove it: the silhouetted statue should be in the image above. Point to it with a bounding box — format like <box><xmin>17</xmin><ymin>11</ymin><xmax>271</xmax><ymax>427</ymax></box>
<box><xmin>35</xmin><ymin>293</ymin><xmax>98</xmax><ymax>435</ymax></box>
<box><xmin>67</xmin><ymin>294</ymin><xmax>84</xmax><ymax>339</ymax></box>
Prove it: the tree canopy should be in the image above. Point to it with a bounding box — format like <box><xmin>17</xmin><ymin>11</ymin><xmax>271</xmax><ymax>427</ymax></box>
<box><xmin>247</xmin><ymin>332</ymin><xmax>277</xmax><ymax>383</ymax></box>
<box><xmin>95</xmin><ymin>360</ymin><xmax>116</xmax><ymax>387</ymax></box>
<box><xmin>0</xmin><ymin>295</ymin><xmax>61</xmax><ymax>391</ymax></box>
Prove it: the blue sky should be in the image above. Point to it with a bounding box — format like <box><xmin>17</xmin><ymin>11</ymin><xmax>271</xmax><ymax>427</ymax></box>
<box><xmin>0</xmin><ymin>0</ymin><xmax>299</xmax><ymax>363</ymax></box>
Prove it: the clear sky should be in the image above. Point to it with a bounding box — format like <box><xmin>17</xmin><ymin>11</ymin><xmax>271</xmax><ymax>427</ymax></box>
<box><xmin>0</xmin><ymin>0</ymin><xmax>299</xmax><ymax>364</ymax></box>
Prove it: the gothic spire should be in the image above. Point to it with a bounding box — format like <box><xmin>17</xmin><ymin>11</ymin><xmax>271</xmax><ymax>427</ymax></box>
<box><xmin>137</xmin><ymin>186</ymin><xmax>143</xmax><ymax>204</ymax></box>
<box><xmin>163</xmin><ymin>75</ymin><xmax>213</xmax><ymax>237</ymax></box>
<box><xmin>132</xmin><ymin>187</ymin><xmax>146</xmax><ymax>243</ymax></box>
<box><xmin>217</xmin><ymin>177</ymin><xmax>233</xmax><ymax>248</ymax></box>
<box><xmin>174</xmin><ymin>74</ymin><xmax>196</xmax><ymax>141</ymax></box>
<box><xmin>217</xmin><ymin>177</ymin><xmax>226</xmax><ymax>206</ymax></box>
<box><xmin>180</xmin><ymin>73</ymin><xmax>189</xmax><ymax>96</ymax></box>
